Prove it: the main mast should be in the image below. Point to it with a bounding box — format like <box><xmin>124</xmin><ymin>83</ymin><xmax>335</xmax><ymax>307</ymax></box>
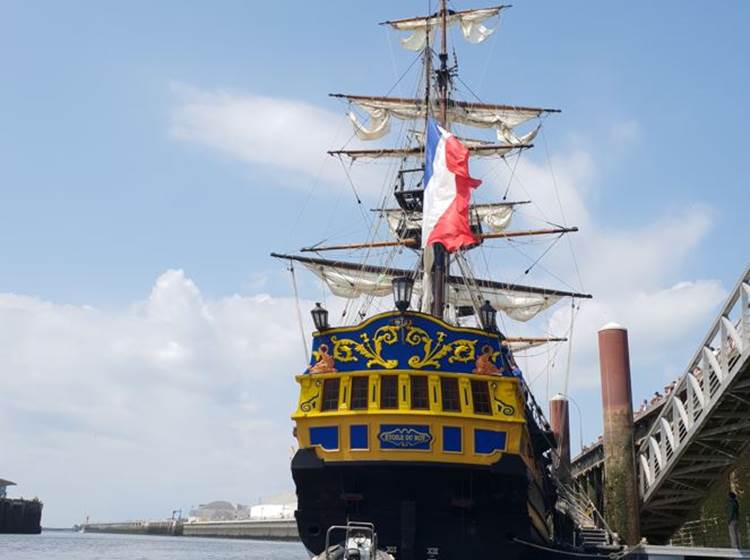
<box><xmin>431</xmin><ymin>0</ymin><xmax>450</xmax><ymax>318</ymax></box>
<box><xmin>281</xmin><ymin>4</ymin><xmax>585</xmax><ymax>331</ymax></box>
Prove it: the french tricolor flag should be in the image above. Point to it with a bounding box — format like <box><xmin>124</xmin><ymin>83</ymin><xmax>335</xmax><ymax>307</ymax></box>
<box><xmin>421</xmin><ymin>118</ymin><xmax>482</xmax><ymax>252</ymax></box>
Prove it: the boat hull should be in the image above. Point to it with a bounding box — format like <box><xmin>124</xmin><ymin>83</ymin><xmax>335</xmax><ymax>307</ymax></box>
<box><xmin>292</xmin><ymin>448</ymin><xmax>556</xmax><ymax>560</ymax></box>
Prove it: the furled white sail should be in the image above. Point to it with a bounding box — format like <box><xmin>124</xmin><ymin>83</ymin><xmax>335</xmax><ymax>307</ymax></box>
<box><xmin>446</xmin><ymin>284</ymin><xmax>561</xmax><ymax>323</ymax></box>
<box><xmin>473</xmin><ymin>204</ymin><xmax>513</xmax><ymax>232</ymax></box>
<box><xmin>381</xmin><ymin>209</ymin><xmax>422</xmax><ymax>237</ymax></box>
<box><xmin>300</xmin><ymin>260</ymin><xmax>559</xmax><ymax>322</ymax></box>
<box><xmin>497</xmin><ymin>123</ymin><xmax>542</xmax><ymax>146</ymax></box>
<box><xmin>387</xmin><ymin>7</ymin><xmax>504</xmax><ymax>51</ymax></box>
<box><xmin>382</xmin><ymin>203</ymin><xmax>515</xmax><ymax>238</ymax></box>
<box><xmin>412</xmin><ymin>130</ymin><xmax>502</xmax><ymax>149</ymax></box>
<box><xmin>348</xmin><ymin>106</ymin><xmax>390</xmax><ymax>141</ymax></box>
<box><xmin>341</xmin><ymin>95</ymin><xmax>550</xmax><ymax>144</ymax></box>
<box><xmin>305</xmin><ymin>264</ymin><xmax>396</xmax><ymax>299</ymax></box>
<box><xmin>330</xmin><ymin>143</ymin><xmax>518</xmax><ymax>160</ymax></box>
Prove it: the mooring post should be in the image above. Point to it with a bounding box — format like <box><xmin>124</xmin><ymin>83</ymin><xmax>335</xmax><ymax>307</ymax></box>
<box><xmin>549</xmin><ymin>393</ymin><xmax>571</xmax><ymax>483</ymax></box>
<box><xmin>598</xmin><ymin>322</ymin><xmax>641</xmax><ymax>544</ymax></box>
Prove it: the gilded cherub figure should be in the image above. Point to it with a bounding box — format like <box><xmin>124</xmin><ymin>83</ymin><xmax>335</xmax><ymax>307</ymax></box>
<box><xmin>473</xmin><ymin>344</ymin><xmax>501</xmax><ymax>375</ymax></box>
<box><xmin>308</xmin><ymin>343</ymin><xmax>337</xmax><ymax>374</ymax></box>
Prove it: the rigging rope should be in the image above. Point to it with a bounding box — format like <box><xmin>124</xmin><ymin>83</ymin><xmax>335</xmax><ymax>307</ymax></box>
<box><xmin>523</xmin><ymin>232</ymin><xmax>565</xmax><ymax>276</ymax></box>
<box><xmin>454</xmin><ymin>249</ymin><xmax>485</xmax><ymax>325</ymax></box>
<box><xmin>541</xmin><ymin>128</ymin><xmax>586</xmax><ymax>293</ymax></box>
<box><xmin>563</xmin><ymin>299</ymin><xmax>580</xmax><ymax>398</ymax></box>
<box><xmin>288</xmin><ymin>261</ymin><xmax>310</xmax><ymax>364</ymax></box>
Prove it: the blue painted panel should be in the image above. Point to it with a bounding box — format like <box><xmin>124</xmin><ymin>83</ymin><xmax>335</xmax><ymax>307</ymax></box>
<box><xmin>350</xmin><ymin>425</ymin><xmax>368</xmax><ymax>449</ymax></box>
<box><xmin>307</xmin><ymin>311</ymin><xmax>516</xmax><ymax>376</ymax></box>
<box><xmin>379</xmin><ymin>424</ymin><xmax>433</xmax><ymax>450</ymax></box>
<box><xmin>474</xmin><ymin>429</ymin><xmax>507</xmax><ymax>454</ymax></box>
<box><xmin>310</xmin><ymin>426</ymin><xmax>338</xmax><ymax>451</ymax></box>
<box><xmin>442</xmin><ymin>426</ymin><xmax>462</xmax><ymax>453</ymax></box>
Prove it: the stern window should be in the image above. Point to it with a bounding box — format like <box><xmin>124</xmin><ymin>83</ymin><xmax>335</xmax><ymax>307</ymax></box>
<box><xmin>410</xmin><ymin>376</ymin><xmax>429</xmax><ymax>410</ymax></box>
<box><xmin>441</xmin><ymin>377</ymin><xmax>461</xmax><ymax>412</ymax></box>
<box><xmin>471</xmin><ymin>380</ymin><xmax>492</xmax><ymax>415</ymax></box>
<box><xmin>380</xmin><ymin>375</ymin><xmax>398</xmax><ymax>409</ymax></box>
<box><xmin>350</xmin><ymin>377</ymin><xmax>369</xmax><ymax>410</ymax></box>
<box><xmin>321</xmin><ymin>378</ymin><xmax>341</xmax><ymax>411</ymax></box>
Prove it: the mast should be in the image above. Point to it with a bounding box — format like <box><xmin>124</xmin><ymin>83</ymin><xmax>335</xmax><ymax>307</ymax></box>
<box><xmin>431</xmin><ymin>0</ymin><xmax>450</xmax><ymax>318</ymax></box>
<box><xmin>309</xmin><ymin>4</ymin><xmax>577</xmax><ymax>328</ymax></box>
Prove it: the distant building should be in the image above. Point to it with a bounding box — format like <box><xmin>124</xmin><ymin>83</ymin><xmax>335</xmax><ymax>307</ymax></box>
<box><xmin>0</xmin><ymin>479</ymin><xmax>16</xmax><ymax>499</ymax></box>
<box><xmin>188</xmin><ymin>501</ymin><xmax>237</xmax><ymax>522</ymax></box>
<box><xmin>187</xmin><ymin>492</ymin><xmax>297</xmax><ymax>522</ymax></box>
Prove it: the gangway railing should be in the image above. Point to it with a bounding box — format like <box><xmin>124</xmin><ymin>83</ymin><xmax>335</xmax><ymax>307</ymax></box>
<box><xmin>637</xmin><ymin>262</ymin><xmax>750</xmax><ymax>539</ymax></box>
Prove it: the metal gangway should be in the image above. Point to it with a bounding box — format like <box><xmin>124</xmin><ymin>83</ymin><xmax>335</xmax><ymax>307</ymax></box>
<box><xmin>637</xmin><ymin>263</ymin><xmax>750</xmax><ymax>541</ymax></box>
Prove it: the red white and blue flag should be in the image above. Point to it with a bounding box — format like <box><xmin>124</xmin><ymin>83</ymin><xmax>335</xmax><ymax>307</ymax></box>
<box><xmin>421</xmin><ymin>118</ymin><xmax>482</xmax><ymax>252</ymax></box>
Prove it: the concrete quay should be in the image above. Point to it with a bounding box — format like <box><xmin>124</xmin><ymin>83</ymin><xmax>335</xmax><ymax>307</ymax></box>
<box><xmin>81</xmin><ymin>518</ymin><xmax>299</xmax><ymax>541</ymax></box>
<box><xmin>82</xmin><ymin>519</ymin><xmax>183</xmax><ymax>536</ymax></box>
<box><xmin>182</xmin><ymin>518</ymin><xmax>299</xmax><ymax>540</ymax></box>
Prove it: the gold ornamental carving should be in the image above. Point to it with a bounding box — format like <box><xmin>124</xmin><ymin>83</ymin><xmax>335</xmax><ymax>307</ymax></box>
<box><xmin>404</xmin><ymin>326</ymin><xmax>477</xmax><ymax>369</ymax></box>
<box><xmin>330</xmin><ymin>325</ymin><xmax>400</xmax><ymax>369</ymax></box>
<box><xmin>327</xmin><ymin>324</ymin><xmax>478</xmax><ymax>370</ymax></box>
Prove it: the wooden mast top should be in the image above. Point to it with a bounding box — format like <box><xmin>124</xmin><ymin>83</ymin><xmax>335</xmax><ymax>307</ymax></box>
<box><xmin>439</xmin><ymin>0</ymin><xmax>449</xmax><ymax>127</ymax></box>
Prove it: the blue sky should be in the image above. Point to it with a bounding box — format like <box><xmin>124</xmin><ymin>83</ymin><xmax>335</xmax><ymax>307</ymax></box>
<box><xmin>1</xmin><ymin>1</ymin><xmax>748</xmax><ymax>526</ymax></box>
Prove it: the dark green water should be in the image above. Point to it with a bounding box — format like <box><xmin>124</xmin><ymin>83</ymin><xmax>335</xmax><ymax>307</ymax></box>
<box><xmin>0</xmin><ymin>531</ymin><xmax>306</xmax><ymax>560</ymax></box>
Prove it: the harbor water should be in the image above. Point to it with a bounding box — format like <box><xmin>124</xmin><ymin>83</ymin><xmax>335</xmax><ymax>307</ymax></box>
<box><xmin>0</xmin><ymin>531</ymin><xmax>306</xmax><ymax>560</ymax></box>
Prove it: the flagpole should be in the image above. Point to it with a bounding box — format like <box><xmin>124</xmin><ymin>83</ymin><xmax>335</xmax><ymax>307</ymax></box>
<box><xmin>431</xmin><ymin>0</ymin><xmax>450</xmax><ymax>319</ymax></box>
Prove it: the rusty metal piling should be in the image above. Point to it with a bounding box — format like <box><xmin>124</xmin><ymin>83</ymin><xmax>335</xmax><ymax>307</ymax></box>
<box><xmin>598</xmin><ymin>322</ymin><xmax>641</xmax><ymax>544</ymax></box>
<box><xmin>549</xmin><ymin>393</ymin><xmax>571</xmax><ymax>483</ymax></box>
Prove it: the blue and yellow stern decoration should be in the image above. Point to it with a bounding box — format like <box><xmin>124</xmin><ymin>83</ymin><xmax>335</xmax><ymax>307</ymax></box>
<box><xmin>293</xmin><ymin>311</ymin><xmax>529</xmax><ymax>467</ymax></box>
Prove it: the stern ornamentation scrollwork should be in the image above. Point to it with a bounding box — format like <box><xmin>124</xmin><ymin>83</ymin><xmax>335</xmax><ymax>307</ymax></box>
<box><xmin>314</xmin><ymin>318</ymin><xmax>487</xmax><ymax>372</ymax></box>
<box><xmin>300</xmin><ymin>380</ymin><xmax>322</xmax><ymax>412</ymax></box>
<box><xmin>404</xmin><ymin>326</ymin><xmax>477</xmax><ymax>369</ymax></box>
<box><xmin>490</xmin><ymin>381</ymin><xmax>516</xmax><ymax>416</ymax></box>
<box><xmin>330</xmin><ymin>325</ymin><xmax>400</xmax><ymax>369</ymax></box>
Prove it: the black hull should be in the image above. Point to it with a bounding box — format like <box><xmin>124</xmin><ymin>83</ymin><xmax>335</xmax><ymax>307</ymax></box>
<box><xmin>292</xmin><ymin>448</ymin><xmax>588</xmax><ymax>560</ymax></box>
<box><xmin>0</xmin><ymin>498</ymin><xmax>42</xmax><ymax>534</ymax></box>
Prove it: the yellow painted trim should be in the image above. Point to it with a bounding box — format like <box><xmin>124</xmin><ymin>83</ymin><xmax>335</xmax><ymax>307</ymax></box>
<box><xmin>296</xmin><ymin>413</ymin><xmax>524</xmax><ymax>466</ymax></box>
<box><xmin>368</xmin><ymin>375</ymin><xmax>378</xmax><ymax>410</ymax></box>
<box><xmin>294</xmin><ymin>373</ymin><xmax>525</xmax><ymax>425</ymax></box>
<box><xmin>339</xmin><ymin>376</ymin><xmax>351</xmax><ymax>411</ymax></box>
<box><xmin>428</xmin><ymin>374</ymin><xmax>440</xmax><ymax>413</ymax></box>
<box><xmin>398</xmin><ymin>374</ymin><xmax>410</xmax><ymax>410</ymax></box>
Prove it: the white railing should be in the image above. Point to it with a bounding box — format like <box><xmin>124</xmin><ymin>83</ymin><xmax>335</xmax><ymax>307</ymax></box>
<box><xmin>637</xmin><ymin>263</ymin><xmax>750</xmax><ymax>503</ymax></box>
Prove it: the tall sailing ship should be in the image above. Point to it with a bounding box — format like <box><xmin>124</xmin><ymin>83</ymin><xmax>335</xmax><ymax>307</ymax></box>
<box><xmin>274</xmin><ymin>3</ymin><xmax>610</xmax><ymax>559</ymax></box>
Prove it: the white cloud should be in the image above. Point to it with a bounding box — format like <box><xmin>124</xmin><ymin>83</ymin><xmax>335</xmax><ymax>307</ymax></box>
<box><xmin>540</xmin><ymin>279</ymin><xmax>726</xmax><ymax>391</ymax></box>
<box><xmin>169</xmin><ymin>89</ymin><xmax>727</xmax><ymax>446</ymax></box>
<box><xmin>4</xmin><ymin>95</ymin><xmax>722</xmax><ymax>528</ymax></box>
<box><xmin>0</xmin><ymin>270</ymin><xmax>313</xmax><ymax>526</ymax></box>
<box><xmin>169</xmin><ymin>84</ymin><xmax>387</xmax><ymax>197</ymax></box>
<box><xmin>492</xmin><ymin>136</ymin><xmax>725</xmax><ymax>448</ymax></box>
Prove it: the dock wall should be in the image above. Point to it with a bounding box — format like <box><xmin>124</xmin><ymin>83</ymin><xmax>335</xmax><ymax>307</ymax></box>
<box><xmin>0</xmin><ymin>498</ymin><xmax>42</xmax><ymax>534</ymax></box>
<box><xmin>182</xmin><ymin>519</ymin><xmax>299</xmax><ymax>540</ymax></box>
<box><xmin>82</xmin><ymin>520</ymin><xmax>183</xmax><ymax>536</ymax></box>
